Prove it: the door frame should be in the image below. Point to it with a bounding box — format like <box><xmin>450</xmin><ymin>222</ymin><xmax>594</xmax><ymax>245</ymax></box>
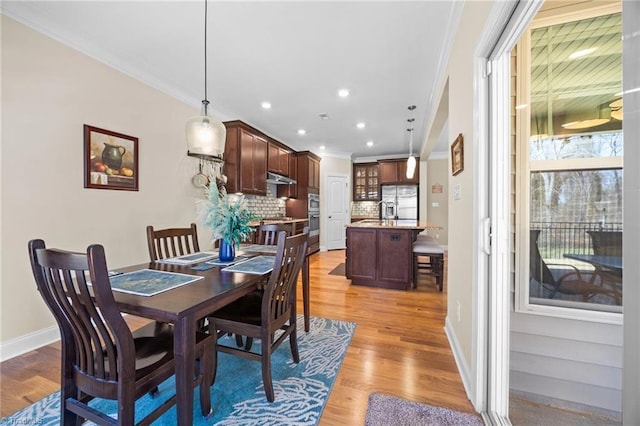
<box><xmin>473</xmin><ymin>1</ymin><xmax>544</xmax><ymax>423</ymax></box>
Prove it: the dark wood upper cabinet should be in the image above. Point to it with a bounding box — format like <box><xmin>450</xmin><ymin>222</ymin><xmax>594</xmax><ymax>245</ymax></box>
<box><xmin>223</xmin><ymin>121</ymin><xmax>268</xmax><ymax>196</ymax></box>
<box><xmin>353</xmin><ymin>163</ymin><xmax>379</xmax><ymax>201</ymax></box>
<box><xmin>277</xmin><ymin>152</ymin><xmax>298</xmax><ymax>199</ymax></box>
<box><xmin>378</xmin><ymin>158</ymin><xmax>419</xmax><ymax>185</ymax></box>
<box><xmin>267</xmin><ymin>141</ymin><xmax>290</xmax><ymax>176</ymax></box>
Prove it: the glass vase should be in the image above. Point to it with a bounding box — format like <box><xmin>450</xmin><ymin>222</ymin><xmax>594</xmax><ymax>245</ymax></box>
<box><xmin>219</xmin><ymin>239</ymin><xmax>235</xmax><ymax>262</ymax></box>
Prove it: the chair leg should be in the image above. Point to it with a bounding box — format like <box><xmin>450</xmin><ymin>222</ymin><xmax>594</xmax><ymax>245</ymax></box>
<box><xmin>199</xmin><ymin>345</ymin><xmax>212</xmax><ymax>417</ymax></box>
<box><xmin>235</xmin><ymin>334</ymin><xmax>244</xmax><ymax>347</ymax></box>
<box><xmin>412</xmin><ymin>252</ymin><xmax>418</xmax><ymax>290</ymax></box>
<box><xmin>261</xmin><ymin>332</ymin><xmax>274</xmax><ymax>402</ymax></box>
<box><xmin>289</xmin><ymin>322</ymin><xmax>300</xmax><ymax>364</ymax></box>
<box><xmin>244</xmin><ymin>337</ymin><xmax>254</xmax><ymax>351</ymax></box>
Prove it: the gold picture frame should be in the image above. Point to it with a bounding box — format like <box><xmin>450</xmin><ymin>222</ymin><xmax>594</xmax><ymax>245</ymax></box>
<box><xmin>451</xmin><ymin>133</ymin><xmax>464</xmax><ymax>176</ymax></box>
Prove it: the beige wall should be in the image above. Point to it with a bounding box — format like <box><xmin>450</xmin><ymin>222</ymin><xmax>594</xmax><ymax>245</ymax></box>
<box><xmin>426</xmin><ymin>158</ymin><xmax>448</xmax><ymax>245</ymax></box>
<box><xmin>0</xmin><ymin>16</ymin><xmax>208</xmax><ymax>348</ymax></box>
<box><xmin>445</xmin><ymin>0</ymin><xmax>494</xmax><ymax>371</ymax></box>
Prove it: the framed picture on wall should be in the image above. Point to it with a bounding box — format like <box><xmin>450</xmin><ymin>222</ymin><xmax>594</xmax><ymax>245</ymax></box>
<box><xmin>84</xmin><ymin>125</ymin><xmax>139</xmax><ymax>191</ymax></box>
<box><xmin>451</xmin><ymin>133</ymin><xmax>464</xmax><ymax>176</ymax></box>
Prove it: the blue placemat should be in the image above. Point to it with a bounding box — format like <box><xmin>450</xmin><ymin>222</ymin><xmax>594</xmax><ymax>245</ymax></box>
<box><xmin>109</xmin><ymin>269</ymin><xmax>202</xmax><ymax>296</ymax></box>
<box><xmin>221</xmin><ymin>256</ymin><xmax>276</xmax><ymax>275</ymax></box>
<box><xmin>156</xmin><ymin>252</ymin><xmax>218</xmax><ymax>265</ymax></box>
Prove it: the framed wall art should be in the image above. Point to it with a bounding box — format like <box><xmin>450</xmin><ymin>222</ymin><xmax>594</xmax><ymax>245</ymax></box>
<box><xmin>451</xmin><ymin>133</ymin><xmax>464</xmax><ymax>176</ymax></box>
<box><xmin>84</xmin><ymin>125</ymin><xmax>139</xmax><ymax>191</ymax></box>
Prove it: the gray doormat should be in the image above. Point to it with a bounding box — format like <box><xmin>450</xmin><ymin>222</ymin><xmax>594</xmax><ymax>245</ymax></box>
<box><xmin>328</xmin><ymin>263</ymin><xmax>346</xmax><ymax>276</ymax></box>
<box><xmin>365</xmin><ymin>392</ymin><xmax>483</xmax><ymax>426</ymax></box>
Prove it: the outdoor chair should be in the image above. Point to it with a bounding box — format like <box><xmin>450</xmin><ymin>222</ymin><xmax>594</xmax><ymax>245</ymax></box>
<box><xmin>530</xmin><ymin>230</ymin><xmax>617</xmax><ymax>303</ymax></box>
<box><xmin>28</xmin><ymin>239</ymin><xmax>213</xmax><ymax>425</ymax></box>
<box><xmin>207</xmin><ymin>229</ymin><xmax>308</xmax><ymax>402</ymax></box>
<box><xmin>146</xmin><ymin>223</ymin><xmax>200</xmax><ymax>261</ymax></box>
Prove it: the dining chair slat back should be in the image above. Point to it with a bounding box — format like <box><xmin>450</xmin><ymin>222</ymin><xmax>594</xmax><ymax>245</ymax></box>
<box><xmin>207</xmin><ymin>228</ymin><xmax>309</xmax><ymax>402</ymax></box>
<box><xmin>27</xmin><ymin>239</ymin><xmax>213</xmax><ymax>425</ymax></box>
<box><xmin>257</xmin><ymin>223</ymin><xmax>293</xmax><ymax>246</ymax></box>
<box><xmin>146</xmin><ymin>223</ymin><xmax>200</xmax><ymax>261</ymax></box>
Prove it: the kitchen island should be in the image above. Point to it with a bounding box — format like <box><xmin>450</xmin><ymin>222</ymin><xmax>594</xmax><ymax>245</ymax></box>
<box><xmin>345</xmin><ymin>220</ymin><xmax>440</xmax><ymax>290</ymax></box>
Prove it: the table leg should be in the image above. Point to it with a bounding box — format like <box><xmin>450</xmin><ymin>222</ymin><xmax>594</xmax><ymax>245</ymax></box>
<box><xmin>174</xmin><ymin>315</ymin><xmax>195</xmax><ymax>425</ymax></box>
<box><xmin>303</xmin><ymin>255</ymin><xmax>310</xmax><ymax>332</ymax></box>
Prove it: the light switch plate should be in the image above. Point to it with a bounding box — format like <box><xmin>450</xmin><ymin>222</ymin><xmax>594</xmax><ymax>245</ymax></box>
<box><xmin>432</xmin><ymin>202</ymin><xmax>439</xmax><ymax>207</ymax></box>
<box><xmin>454</xmin><ymin>184</ymin><xmax>462</xmax><ymax>200</ymax></box>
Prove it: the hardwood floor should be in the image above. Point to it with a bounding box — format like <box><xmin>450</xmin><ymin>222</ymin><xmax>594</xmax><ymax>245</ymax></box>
<box><xmin>1</xmin><ymin>249</ymin><xmax>476</xmax><ymax>423</ymax></box>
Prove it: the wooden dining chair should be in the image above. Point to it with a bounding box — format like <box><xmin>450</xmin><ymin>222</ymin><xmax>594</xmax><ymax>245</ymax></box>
<box><xmin>257</xmin><ymin>223</ymin><xmax>293</xmax><ymax>246</ymax></box>
<box><xmin>28</xmin><ymin>239</ymin><xmax>213</xmax><ymax>425</ymax></box>
<box><xmin>207</xmin><ymin>229</ymin><xmax>309</xmax><ymax>402</ymax></box>
<box><xmin>146</xmin><ymin>223</ymin><xmax>200</xmax><ymax>261</ymax></box>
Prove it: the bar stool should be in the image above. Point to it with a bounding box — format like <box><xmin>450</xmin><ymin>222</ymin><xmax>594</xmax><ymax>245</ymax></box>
<box><xmin>412</xmin><ymin>239</ymin><xmax>445</xmax><ymax>291</ymax></box>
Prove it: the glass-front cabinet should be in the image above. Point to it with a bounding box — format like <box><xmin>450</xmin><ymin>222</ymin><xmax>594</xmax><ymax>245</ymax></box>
<box><xmin>353</xmin><ymin>163</ymin><xmax>379</xmax><ymax>201</ymax></box>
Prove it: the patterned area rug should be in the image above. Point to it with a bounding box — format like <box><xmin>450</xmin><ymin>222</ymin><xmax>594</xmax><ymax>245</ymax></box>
<box><xmin>365</xmin><ymin>393</ymin><xmax>484</xmax><ymax>426</ymax></box>
<box><xmin>2</xmin><ymin>315</ymin><xmax>356</xmax><ymax>426</ymax></box>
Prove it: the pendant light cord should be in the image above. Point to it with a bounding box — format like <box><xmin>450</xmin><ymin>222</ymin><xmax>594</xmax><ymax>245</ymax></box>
<box><xmin>407</xmin><ymin>105</ymin><xmax>416</xmax><ymax>155</ymax></box>
<box><xmin>203</xmin><ymin>0</ymin><xmax>209</xmax><ymax>114</ymax></box>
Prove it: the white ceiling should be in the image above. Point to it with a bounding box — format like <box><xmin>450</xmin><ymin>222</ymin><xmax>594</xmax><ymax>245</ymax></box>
<box><xmin>1</xmin><ymin>1</ymin><xmax>458</xmax><ymax>160</ymax></box>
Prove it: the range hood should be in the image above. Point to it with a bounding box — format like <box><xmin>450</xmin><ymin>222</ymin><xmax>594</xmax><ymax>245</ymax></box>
<box><xmin>266</xmin><ymin>172</ymin><xmax>297</xmax><ymax>185</ymax></box>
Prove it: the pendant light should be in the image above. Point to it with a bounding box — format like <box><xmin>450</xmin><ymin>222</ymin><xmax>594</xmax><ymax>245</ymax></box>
<box><xmin>406</xmin><ymin>105</ymin><xmax>417</xmax><ymax>179</ymax></box>
<box><xmin>186</xmin><ymin>0</ymin><xmax>226</xmax><ymax>157</ymax></box>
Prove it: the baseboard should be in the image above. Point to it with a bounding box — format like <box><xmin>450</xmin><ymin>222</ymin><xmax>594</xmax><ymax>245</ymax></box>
<box><xmin>444</xmin><ymin>316</ymin><xmax>476</xmax><ymax>407</ymax></box>
<box><xmin>0</xmin><ymin>325</ymin><xmax>60</xmax><ymax>362</ymax></box>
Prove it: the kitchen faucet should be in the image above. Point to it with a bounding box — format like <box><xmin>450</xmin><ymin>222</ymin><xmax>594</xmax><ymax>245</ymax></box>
<box><xmin>377</xmin><ymin>200</ymin><xmax>395</xmax><ymax>221</ymax></box>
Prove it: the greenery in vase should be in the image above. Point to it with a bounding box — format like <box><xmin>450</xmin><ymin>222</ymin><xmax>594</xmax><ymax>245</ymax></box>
<box><xmin>201</xmin><ymin>181</ymin><xmax>256</xmax><ymax>248</ymax></box>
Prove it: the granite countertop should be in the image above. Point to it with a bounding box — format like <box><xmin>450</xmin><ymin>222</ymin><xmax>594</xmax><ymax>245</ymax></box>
<box><xmin>351</xmin><ymin>215</ymin><xmax>378</xmax><ymax>220</ymax></box>
<box><xmin>346</xmin><ymin>219</ymin><xmax>442</xmax><ymax>230</ymax></box>
<box><xmin>248</xmin><ymin>217</ymin><xmax>309</xmax><ymax>227</ymax></box>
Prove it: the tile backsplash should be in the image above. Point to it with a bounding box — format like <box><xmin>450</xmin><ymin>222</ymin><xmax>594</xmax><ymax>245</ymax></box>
<box><xmin>244</xmin><ymin>186</ymin><xmax>286</xmax><ymax>219</ymax></box>
<box><xmin>351</xmin><ymin>201</ymin><xmax>378</xmax><ymax>217</ymax></box>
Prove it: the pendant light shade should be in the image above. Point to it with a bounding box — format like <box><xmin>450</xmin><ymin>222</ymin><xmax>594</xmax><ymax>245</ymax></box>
<box><xmin>186</xmin><ymin>0</ymin><xmax>226</xmax><ymax>158</ymax></box>
<box><xmin>406</xmin><ymin>154</ymin><xmax>416</xmax><ymax>179</ymax></box>
<box><xmin>186</xmin><ymin>100</ymin><xmax>226</xmax><ymax>156</ymax></box>
<box><xmin>406</xmin><ymin>105</ymin><xmax>417</xmax><ymax>179</ymax></box>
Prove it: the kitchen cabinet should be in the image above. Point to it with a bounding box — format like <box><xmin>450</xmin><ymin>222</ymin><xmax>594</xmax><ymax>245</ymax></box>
<box><xmin>345</xmin><ymin>225</ymin><xmax>417</xmax><ymax>290</ymax></box>
<box><xmin>308</xmin><ymin>155</ymin><xmax>320</xmax><ymax>192</ymax></box>
<box><xmin>353</xmin><ymin>163</ymin><xmax>379</xmax><ymax>200</ymax></box>
<box><xmin>378</xmin><ymin>158</ymin><xmax>419</xmax><ymax>185</ymax></box>
<box><xmin>268</xmin><ymin>141</ymin><xmax>290</xmax><ymax>176</ymax></box>
<box><xmin>223</xmin><ymin>121</ymin><xmax>268</xmax><ymax>196</ymax></box>
<box><xmin>277</xmin><ymin>152</ymin><xmax>298</xmax><ymax>199</ymax></box>
<box><xmin>294</xmin><ymin>151</ymin><xmax>321</xmax><ymax>194</ymax></box>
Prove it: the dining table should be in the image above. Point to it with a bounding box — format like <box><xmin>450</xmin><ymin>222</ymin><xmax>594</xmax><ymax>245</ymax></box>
<box><xmin>111</xmin><ymin>259</ymin><xmax>265</xmax><ymax>425</ymax></box>
<box><xmin>563</xmin><ymin>253</ymin><xmax>623</xmax><ymax>276</ymax></box>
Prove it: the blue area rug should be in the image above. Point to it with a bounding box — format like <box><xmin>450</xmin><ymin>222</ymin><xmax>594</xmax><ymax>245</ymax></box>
<box><xmin>2</xmin><ymin>315</ymin><xmax>356</xmax><ymax>425</ymax></box>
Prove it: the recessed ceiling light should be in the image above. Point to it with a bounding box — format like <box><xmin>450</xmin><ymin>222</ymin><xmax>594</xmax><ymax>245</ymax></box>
<box><xmin>366</xmin><ymin>141</ymin><xmax>374</xmax><ymax>147</ymax></box>
<box><xmin>319</xmin><ymin>145</ymin><xmax>326</xmax><ymax>150</ymax></box>
<box><xmin>338</xmin><ymin>89</ymin><xmax>350</xmax><ymax>98</ymax></box>
<box><xmin>569</xmin><ymin>47</ymin><xmax>597</xmax><ymax>59</ymax></box>
<box><xmin>261</xmin><ymin>101</ymin><xmax>272</xmax><ymax>109</ymax></box>
<box><xmin>356</xmin><ymin>122</ymin><xmax>365</xmax><ymax>129</ymax></box>
<box><xmin>298</xmin><ymin>129</ymin><xmax>306</xmax><ymax>135</ymax></box>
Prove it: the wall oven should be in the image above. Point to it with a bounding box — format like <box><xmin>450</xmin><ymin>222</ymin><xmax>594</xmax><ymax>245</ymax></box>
<box><xmin>308</xmin><ymin>194</ymin><xmax>320</xmax><ymax>237</ymax></box>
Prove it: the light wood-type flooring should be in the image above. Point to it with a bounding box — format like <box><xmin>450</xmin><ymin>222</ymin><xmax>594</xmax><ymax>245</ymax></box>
<box><xmin>1</xmin><ymin>249</ymin><xmax>477</xmax><ymax>423</ymax></box>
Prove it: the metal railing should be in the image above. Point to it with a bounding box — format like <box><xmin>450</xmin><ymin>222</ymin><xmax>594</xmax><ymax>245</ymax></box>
<box><xmin>531</xmin><ymin>221</ymin><xmax>623</xmax><ymax>259</ymax></box>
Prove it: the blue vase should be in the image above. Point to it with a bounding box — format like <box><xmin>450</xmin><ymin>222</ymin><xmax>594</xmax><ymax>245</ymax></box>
<box><xmin>219</xmin><ymin>239</ymin><xmax>235</xmax><ymax>262</ymax></box>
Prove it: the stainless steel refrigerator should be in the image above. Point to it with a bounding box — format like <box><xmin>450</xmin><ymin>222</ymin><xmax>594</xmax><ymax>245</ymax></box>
<box><xmin>381</xmin><ymin>185</ymin><xmax>418</xmax><ymax>221</ymax></box>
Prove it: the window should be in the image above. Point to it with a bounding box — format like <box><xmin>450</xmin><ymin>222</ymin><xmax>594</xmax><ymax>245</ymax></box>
<box><xmin>517</xmin><ymin>11</ymin><xmax>623</xmax><ymax>316</ymax></box>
